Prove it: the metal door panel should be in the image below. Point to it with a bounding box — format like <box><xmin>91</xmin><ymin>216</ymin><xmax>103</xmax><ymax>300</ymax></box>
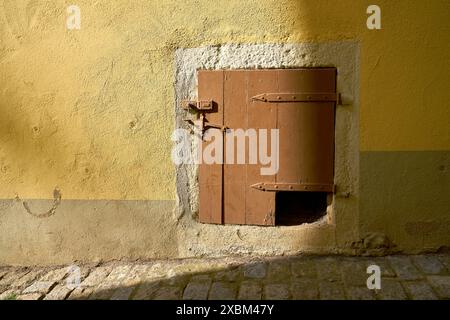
<box><xmin>196</xmin><ymin>68</ymin><xmax>336</xmax><ymax>226</ymax></box>
<box><xmin>198</xmin><ymin>70</ymin><xmax>224</xmax><ymax>224</ymax></box>
<box><xmin>223</xmin><ymin>71</ymin><xmax>248</xmax><ymax>225</ymax></box>
<box><xmin>276</xmin><ymin>68</ymin><xmax>336</xmax><ymax>191</ymax></box>
<box><xmin>246</xmin><ymin>70</ymin><xmax>278</xmax><ymax>225</ymax></box>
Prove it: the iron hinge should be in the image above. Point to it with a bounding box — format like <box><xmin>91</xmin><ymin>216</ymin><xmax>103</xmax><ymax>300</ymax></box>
<box><xmin>251</xmin><ymin>182</ymin><xmax>335</xmax><ymax>193</ymax></box>
<box><xmin>252</xmin><ymin>92</ymin><xmax>340</xmax><ymax>103</ymax></box>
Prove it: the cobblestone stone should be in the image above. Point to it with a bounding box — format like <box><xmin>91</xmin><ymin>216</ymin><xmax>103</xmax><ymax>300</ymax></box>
<box><xmin>365</xmin><ymin>258</ymin><xmax>396</xmax><ymax>277</ymax></box>
<box><xmin>10</xmin><ymin>270</ymin><xmax>44</xmax><ymax>289</ymax></box>
<box><xmin>23</xmin><ymin>281</ymin><xmax>57</xmax><ymax>294</ymax></box>
<box><xmin>183</xmin><ymin>281</ymin><xmax>211</xmax><ymax>300</ymax></box>
<box><xmin>403</xmin><ymin>281</ymin><xmax>438</xmax><ymax>300</ymax></box>
<box><xmin>291</xmin><ymin>259</ymin><xmax>317</xmax><ymax>278</ymax></box>
<box><xmin>291</xmin><ymin>279</ymin><xmax>319</xmax><ymax>300</ymax></box>
<box><xmin>0</xmin><ymin>289</ymin><xmax>19</xmax><ymax>300</ymax></box>
<box><xmin>316</xmin><ymin>258</ymin><xmax>342</xmax><ymax>283</ymax></box>
<box><xmin>81</xmin><ymin>266</ymin><xmax>112</xmax><ymax>287</ymax></box>
<box><xmin>215</xmin><ymin>268</ymin><xmax>240</xmax><ymax>282</ymax></box>
<box><xmin>267</xmin><ymin>261</ymin><xmax>291</xmax><ymax>282</ymax></box>
<box><xmin>122</xmin><ymin>265</ymin><xmax>152</xmax><ymax>286</ymax></box>
<box><xmin>67</xmin><ymin>286</ymin><xmax>95</xmax><ymax>300</ymax></box>
<box><xmin>17</xmin><ymin>293</ymin><xmax>43</xmax><ymax>300</ymax></box>
<box><xmin>107</xmin><ymin>265</ymin><xmax>134</xmax><ymax>283</ymax></box>
<box><xmin>388</xmin><ymin>256</ymin><xmax>422</xmax><ymax>280</ymax></box>
<box><xmin>39</xmin><ymin>267</ymin><xmax>69</xmax><ymax>282</ymax></box>
<box><xmin>319</xmin><ymin>281</ymin><xmax>346</xmax><ymax>300</ymax></box>
<box><xmin>209</xmin><ymin>282</ymin><xmax>237</xmax><ymax>300</ymax></box>
<box><xmin>411</xmin><ymin>255</ymin><xmax>447</xmax><ymax>275</ymax></box>
<box><xmin>243</xmin><ymin>262</ymin><xmax>267</xmax><ymax>279</ymax></box>
<box><xmin>88</xmin><ymin>265</ymin><xmax>134</xmax><ymax>300</ymax></box>
<box><xmin>0</xmin><ymin>270</ymin><xmax>30</xmax><ymax>287</ymax></box>
<box><xmin>0</xmin><ymin>271</ymin><xmax>8</xmax><ymax>280</ymax></box>
<box><xmin>345</xmin><ymin>287</ymin><xmax>375</xmax><ymax>300</ymax></box>
<box><xmin>110</xmin><ymin>286</ymin><xmax>135</xmax><ymax>300</ymax></box>
<box><xmin>427</xmin><ymin>275</ymin><xmax>450</xmax><ymax>299</ymax></box>
<box><xmin>88</xmin><ymin>286</ymin><xmax>115</xmax><ymax>300</ymax></box>
<box><xmin>376</xmin><ymin>279</ymin><xmax>407</xmax><ymax>300</ymax></box>
<box><xmin>340</xmin><ymin>259</ymin><xmax>368</xmax><ymax>287</ymax></box>
<box><xmin>438</xmin><ymin>255</ymin><xmax>450</xmax><ymax>271</ymax></box>
<box><xmin>153</xmin><ymin>286</ymin><xmax>182</xmax><ymax>300</ymax></box>
<box><xmin>237</xmin><ymin>281</ymin><xmax>262</xmax><ymax>300</ymax></box>
<box><xmin>133</xmin><ymin>282</ymin><xmax>160</xmax><ymax>300</ymax></box>
<box><xmin>264</xmin><ymin>283</ymin><xmax>290</xmax><ymax>300</ymax></box>
<box><xmin>44</xmin><ymin>284</ymin><xmax>73</xmax><ymax>300</ymax></box>
<box><xmin>1</xmin><ymin>254</ymin><xmax>449</xmax><ymax>300</ymax></box>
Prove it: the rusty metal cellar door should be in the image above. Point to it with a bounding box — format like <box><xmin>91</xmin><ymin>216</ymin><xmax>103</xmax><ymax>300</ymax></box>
<box><xmin>195</xmin><ymin>68</ymin><xmax>337</xmax><ymax>226</ymax></box>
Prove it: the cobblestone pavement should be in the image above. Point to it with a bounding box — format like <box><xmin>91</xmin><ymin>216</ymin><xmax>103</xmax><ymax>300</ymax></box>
<box><xmin>1</xmin><ymin>254</ymin><xmax>449</xmax><ymax>300</ymax></box>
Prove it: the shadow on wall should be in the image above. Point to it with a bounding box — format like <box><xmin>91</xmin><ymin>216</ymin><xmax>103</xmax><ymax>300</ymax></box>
<box><xmin>0</xmin><ymin>0</ymin><xmax>334</xmax><ymax>197</ymax></box>
<box><xmin>0</xmin><ymin>0</ymin><xmax>69</xmax><ymax>188</ymax></box>
<box><xmin>0</xmin><ymin>98</ymin><xmax>69</xmax><ymax>180</ymax></box>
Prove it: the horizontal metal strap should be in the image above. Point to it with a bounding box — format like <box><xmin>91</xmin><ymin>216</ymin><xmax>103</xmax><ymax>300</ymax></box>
<box><xmin>252</xmin><ymin>93</ymin><xmax>339</xmax><ymax>103</ymax></box>
<box><xmin>251</xmin><ymin>182</ymin><xmax>335</xmax><ymax>192</ymax></box>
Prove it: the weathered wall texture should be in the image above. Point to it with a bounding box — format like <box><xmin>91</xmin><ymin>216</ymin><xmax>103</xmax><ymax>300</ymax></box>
<box><xmin>360</xmin><ymin>151</ymin><xmax>450</xmax><ymax>252</ymax></box>
<box><xmin>0</xmin><ymin>0</ymin><xmax>449</xmax><ymax>265</ymax></box>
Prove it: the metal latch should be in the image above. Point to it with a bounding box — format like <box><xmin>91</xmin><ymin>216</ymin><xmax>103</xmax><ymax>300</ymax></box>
<box><xmin>181</xmin><ymin>100</ymin><xmax>227</xmax><ymax>139</ymax></box>
<box><xmin>184</xmin><ymin>113</ymin><xmax>228</xmax><ymax>135</ymax></box>
<box><xmin>181</xmin><ymin>100</ymin><xmax>214</xmax><ymax>111</ymax></box>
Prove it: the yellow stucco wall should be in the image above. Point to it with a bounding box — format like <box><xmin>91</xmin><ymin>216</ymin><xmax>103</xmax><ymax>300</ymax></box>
<box><xmin>0</xmin><ymin>1</ymin><xmax>449</xmax><ymax>264</ymax></box>
<box><xmin>1</xmin><ymin>0</ymin><xmax>449</xmax><ymax>201</ymax></box>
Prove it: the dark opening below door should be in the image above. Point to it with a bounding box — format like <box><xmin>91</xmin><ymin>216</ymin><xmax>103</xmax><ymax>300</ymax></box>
<box><xmin>275</xmin><ymin>191</ymin><xmax>329</xmax><ymax>226</ymax></box>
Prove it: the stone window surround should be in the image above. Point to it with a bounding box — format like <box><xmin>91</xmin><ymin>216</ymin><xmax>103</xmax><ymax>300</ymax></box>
<box><xmin>174</xmin><ymin>42</ymin><xmax>360</xmax><ymax>256</ymax></box>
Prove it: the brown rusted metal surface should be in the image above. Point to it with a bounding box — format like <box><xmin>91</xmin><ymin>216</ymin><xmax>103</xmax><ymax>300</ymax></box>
<box><xmin>198</xmin><ymin>71</ymin><xmax>224</xmax><ymax>224</ymax></box>
<box><xmin>276</xmin><ymin>68</ymin><xmax>336</xmax><ymax>196</ymax></box>
<box><xmin>245</xmin><ymin>70</ymin><xmax>277</xmax><ymax>226</ymax></box>
<box><xmin>196</xmin><ymin>68</ymin><xmax>336</xmax><ymax>226</ymax></box>
<box><xmin>223</xmin><ymin>71</ymin><xmax>248</xmax><ymax>225</ymax></box>
<box><xmin>252</xmin><ymin>92</ymin><xmax>338</xmax><ymax>103</ymax></box>
<box><xmin>220</xmin><ymin>70</ymin><xmax>279</xmax><ymax>226</ymax></box>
